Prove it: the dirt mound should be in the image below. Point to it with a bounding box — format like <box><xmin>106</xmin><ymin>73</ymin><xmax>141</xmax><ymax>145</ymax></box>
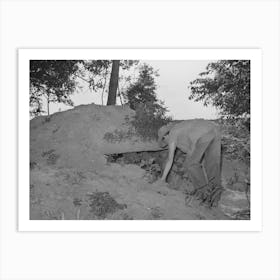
<box><xmin>30</xmin><ymin>163</ymin><xmax>230</xmax><ymax>220</ymax></box>
<box><xmin>30</xmin><ymin>105</ymin><xmax>250</xmax><ymax>220</ymax></box>
<box><xmin>30</xmin><ymin>104</ymin><xmax>162</xmax><ymax>171</ymax></box>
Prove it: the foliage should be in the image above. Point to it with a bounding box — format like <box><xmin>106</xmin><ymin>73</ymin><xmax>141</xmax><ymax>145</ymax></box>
<box><xmin>150</xmin><ymin>207</ymin><xmax>164</xmax><ymax>219</ymax></box>
<box><xmin>107</xmin><ymin>151</ymin><xmax>163</xmax><ymax>183</ymax></box>
<box><xmin>30</xmin><ymin>60</ymin><xmax>139</xmax><ymax>116</ymax></box>
<box><xmin>187</xmin><ymin>179</ymin><xmax>224</xmax><ymax>208</ymax></box>
<box><xmin>131</xmin><ymin>104</ymin><xmax>172</xmax><ymax>140</ymax></box>
<box><xmin>86</xmin><ymin>191</ymin><xmax>127</xmax><ymax>219</ymax></box>
<box><xmin>80</xmin><ymin>60</ymin><xmax>111</xmax><ymax>92</ymax></box>
<box><xmin>140</xmin><ymin>158</ymin><xmax>162</xmax><ymax>183</ymax></box>
<box><xmin>125</xmin><ymin>64</ymin><xmax>172</xmax><ymax>140</ymax></box>
<box><xmin>219</xmin><ymin>118</ymin><xmax>250</xmax><ymax>166</ymax></box>
<box><xmin>103</xmin><ymin>128</ymin><xmax>135</xmax><ymax>143</ymax></box>
<box><xmin>30</xmin><ymin>60</ymin><xmax>81</xmax><ymax>116</ymax></box>
<box><xmin>81</xmin><ymin>60</ymin><xmax>139</xmax><ymax>105</ymax></box>
<box><xmin>189</xmin><ymin>60</ymin><xmax>250</xmax><ymax>118</ymax></box>
<box><xmin>41</xmin><ymin>149</ymin><xmax>60</xmax><ymax>165</ymax></box>
<box><xmin>125</xmin><ymin>64</ymin><xmax>159</xmax><ymax>110</ymax></box>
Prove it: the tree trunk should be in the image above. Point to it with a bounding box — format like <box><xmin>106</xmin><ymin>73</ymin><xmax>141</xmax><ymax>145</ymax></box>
<box><xmin>107</xmin><ymin>60</ymin><xmax>120</xmax><ymax>105</ymax></box>
<box><xmin>47</xmin><ymin>95</ymin><xmax>50</xmax><ymax>116</ymax></box>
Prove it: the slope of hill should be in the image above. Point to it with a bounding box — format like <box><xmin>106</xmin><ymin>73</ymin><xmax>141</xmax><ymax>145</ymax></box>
<box><xmin>30</xmin><ymin>104</ymin><xmax>250</xmax><ymax>220</ymax></box>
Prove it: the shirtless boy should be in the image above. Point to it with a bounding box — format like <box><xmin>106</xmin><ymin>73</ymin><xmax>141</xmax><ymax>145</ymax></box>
<box><xmin>158</xmin><ymin>119</ymin><xmax>223</xmax><ymax>207</ymax></box>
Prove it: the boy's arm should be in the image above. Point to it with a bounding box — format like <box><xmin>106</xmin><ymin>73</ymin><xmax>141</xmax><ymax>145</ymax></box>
<box><xmin>161</xmin><ymin>141</ymin><xmax>176</xmax><ymax>182</ymax></box>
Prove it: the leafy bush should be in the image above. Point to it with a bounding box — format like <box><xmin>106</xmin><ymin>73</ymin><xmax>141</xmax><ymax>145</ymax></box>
<box><xmin>189</xmin><ymin>60</ymin><xmax>250</xmax><ymax>118</ymax></box>
<box><xmin>131</xmin><ymin>103</ymin><xmax>172</xmax><ymax>141</ymax></box>
<box><xmin>219</xmin><ymin>118</ymin><xmax>250</xmax><ymax>165</ymax></box>
<box><xmin>124</xmin><ymin>63</ymin><xmax>172</xmax><ymax>141</ymax></box>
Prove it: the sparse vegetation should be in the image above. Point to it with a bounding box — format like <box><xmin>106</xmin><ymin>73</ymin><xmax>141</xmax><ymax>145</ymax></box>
<box><xmin>107</xmin><ymin>151</ymin><xmax>164</xmax><ymax>183</ymax></box>
<box><xmin>41</xmin><ymin>149</ymin><xmax>60</xmax><ymax>165</ymax></box>
<box><xmin>130</xmin><ymin>104</ymin><xmax>172</xmax><ymax>141</ymax></box>
<box><xmin>30</xmin><ymin>161</ymin><xmax>37</xmax><ymax>170</ymax></box>
<box><xmin>86</xmin><ymin>191</ymin><xmax>127</xmax><ymax>219</ymax></box>
<box><xmin>220</xmin><ymin>118</ymin><xmax>250</xmax><ymax>165</ymax></box>
<box><xmin>29</xmin><ymin>59</ymin><xmax>251</xmax><ymax>220</ymax></box>
<box><xmin>103</xmin><ymin>128</ymin><xmax>135</xmax><ymax>143</ymax></box>
<box><xmin>150</xmin><ymin>207</ymin><xmax>164</xmax><ymax>219</ymax></box>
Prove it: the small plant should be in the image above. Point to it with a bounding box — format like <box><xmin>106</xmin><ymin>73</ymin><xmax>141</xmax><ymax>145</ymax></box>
<box><xmin>52</xmin><ymin>127</ymin><xmax>59</xmax><ymax>133</ymax></box>
<box><xmin>73</xmin><ymin>198</ymin><xmax>83</xmax><ymax>220</ymax></box>
<box><xmin>44</xmin><ymin>116</ymin><xmax>51</xmax><ymax>123</ymax></box>
<box><xmin>41</xmin><ymin>149</ymin><xmax>56</xmax><ymax>157</ymax></box>
<box><xmin>41</xmin><ymin>149</ymin><xmax>59</xmax><ymax>165</ymax></box>
<box><xmin>232</xmin><ymin>209</ymin><xmax>250</xmax><ymax>220</ymax></box>
<box><xmin>30</xmin><ymin>161</ymin><xmax>37</xmax><ymax>170</ymax></box>
<box><xmin>86</xmin><ymin>191</ymin><xmax>127</xmax><ymax>219</ymax></box>
<box><xmin>150</xmin><ymin>207</ymin><xmax>164</xmax><ymax>219</ymax></box>
<box><xmin>227</xmin><ymin>172</ymin><xmax>240</xmax><ymax>186</ymax></box>
<box><xmin>73</xmin><ymin>198</ymin><xmax>83</xmax><ymax>207</ymax></box>
<box><xmin>130</xmin><ymin>104</ymin><xmax>171</xmax><ymax>141</ymax></box>
<box><xmin>43</xmin><ymin>209</ymin><xmax>61</xmax><ymax>220</ymax></box>
<box><xmin>141</xmin><ymin>158</ymin><xmax>162</xmax><ymax>183</ymax></box>
<box><xmin>103</xmin><ymin>128</ymin><xmax>135</xmax><ymax>143</ymax></box>
<box><xmin>186</xmin><ymin>178</ymin><xmax>224</xmax><ymax>208</ymax></box>
<box><xmin>121</xmin><ymin>213</ymin><xmax>134</xmax><ymax>220</ymax></box>
<box><xmin>46</xmin><ymin>153</ymin><xmax>59</xmax><ymax>165</ymax></box>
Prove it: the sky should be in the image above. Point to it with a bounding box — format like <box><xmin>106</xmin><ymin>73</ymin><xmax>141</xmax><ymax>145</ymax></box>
<box><xmin>48</xmin><ymin>60</ymin><xmax>219</xmax><ymax>120</ymax></box>
<box><xmin>145</xmin><ymin>60</ymin><xmax>218</xmax><ymax>119</ymax></box>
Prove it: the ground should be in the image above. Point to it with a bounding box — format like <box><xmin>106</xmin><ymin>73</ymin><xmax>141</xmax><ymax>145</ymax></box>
<box><xmin>30</xmin><ymin>104</ymin><xmax>250</xmax><ymax>220</ymax></box>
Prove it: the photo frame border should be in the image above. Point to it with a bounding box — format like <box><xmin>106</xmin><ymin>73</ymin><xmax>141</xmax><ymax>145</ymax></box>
<box><xmin>19</xmin><ymin>48</ymin><xmax>262</xmax><ymax>232</ymax></box>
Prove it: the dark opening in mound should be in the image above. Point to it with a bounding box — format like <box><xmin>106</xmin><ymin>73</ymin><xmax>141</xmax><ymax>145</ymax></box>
<box><xmin>106</xmin><ymin>150</ymin><xmax>194</xmax><ymax>192</ymax></box>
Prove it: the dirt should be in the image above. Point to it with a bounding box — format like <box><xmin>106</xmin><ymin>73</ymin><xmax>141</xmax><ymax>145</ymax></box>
<box><xmin>30</xmin><ymin>104</ymin><xmax>162</xmax><ymax>172</ymax></box>
<box><xmin>30</xmin><ymin>104</ymin><xmax>250</xmax><ymax>220</ymax></box>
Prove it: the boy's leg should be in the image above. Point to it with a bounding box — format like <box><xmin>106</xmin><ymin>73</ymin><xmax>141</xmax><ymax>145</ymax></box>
<box><xmin>184</xmin><ymin>138</ymin><xmax>211</xmax><ymax>189</ymax></box>
<box><xmin>204</xmin><ymin>135</ymin><xmax>221</xmax><ymax>188</ymax></box>
<box><xmin>203</xmin><ymin>135</ymin><xmax>223</xmax><ymax>206</ymax></box>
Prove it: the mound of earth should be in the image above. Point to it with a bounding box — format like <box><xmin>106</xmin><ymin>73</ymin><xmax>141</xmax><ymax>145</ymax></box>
<box><xmin>30</xmin><ymin>104</ymin><xmax>250</xmax><ymax>220</ymax></box>
<box><xmin>30</xmin><ymin>104</ymin><xmax>163</xmax><ymax>172</ymax></box>
<box><xmin>30</xmin><ymin>162</ymin><xmax>232</xmax><ymax>220</ymax></box>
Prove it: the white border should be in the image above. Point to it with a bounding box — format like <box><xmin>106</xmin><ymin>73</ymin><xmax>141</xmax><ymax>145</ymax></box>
<box><xmin>18</xmin><ymin>49</ymin><xmax>262</xmax><ymax>231</ymax></box>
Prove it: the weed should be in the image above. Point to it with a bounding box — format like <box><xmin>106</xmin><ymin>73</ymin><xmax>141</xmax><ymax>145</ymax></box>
<box><xmin>150</xmin><ymin>207</ymin><xmax>164</xmax><ymax>219</ymax></box>
<box><xmin>103</xmin><ymin>128</ymin><xmax>135</xmax><ymax>143</ymax></box>
<box><xmin>86</xmin><ymin>191</ymin><xmax>127</xmax><ymax>219</ymax></box>
<box><xmin>41</xmin><ymin>149</ymin><xmax>59</xmax><ymax>165</ymax></box>
<box><xmin>30</xmin><ymin>161</ymin><xmax>37</xmax><ymax>170</ymax></box>
<box><xmin>52</xmin><ymin>127</ymin><xmax>59</xmax><ymax>133</ymax></box>
<box><xmin>219</xmin><ymin>118</ymin><xmax>250</xmax><ymax>165</ymax></box>
<box><xmin>227</xmin><ymin>172</ymin><xmax>240</xmax><ymax>186</ymax></box>
<box><xmin>130</xmin><ymin>106</ymin><xmax>172</xmax><ymax>141</ymax></box>
<box><xmin>73</xmin><ymin>198</ymin><xmax>83</xmax><ymax>207</ymax></box>
<box><xmin>41</xmin><ymin>149</ymin><xmax>55</xmax><ymax>157</ymax></box>
<box><xmin>121</xmin><ymin>213</ymin><xmax>134</xmax><ymax>220</ymax></box>
<box><xmin>44</xmin><ymin>116</ymin><xmax>51</xmax><ymax>123</ymax></box>
<box><xmin>232</xmin><ymin>209</ymin><xmax>250</xmax><ymax>220</ymax></box>
<box><xmin>43</xmin><ymin>210</ymin><xmax>62</xmax><ymax>220</ymax></box>
<box><xmin>46</xmin><ymin>153</ymin><xmax>59</xmax><ymax>165</ymax></box>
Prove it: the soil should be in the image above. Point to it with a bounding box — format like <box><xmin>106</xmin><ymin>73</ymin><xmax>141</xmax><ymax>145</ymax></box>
<box><xmin>30</xmin><ymin>104</ymin><xmax>250</xmax><ymax>220</ymax></box>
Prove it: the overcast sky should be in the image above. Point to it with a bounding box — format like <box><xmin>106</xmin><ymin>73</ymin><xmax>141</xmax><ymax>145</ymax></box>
<box><xmin>49</xmin><ymin>60</ymin><xmax>219</xmax><ymax>120</ymax></box>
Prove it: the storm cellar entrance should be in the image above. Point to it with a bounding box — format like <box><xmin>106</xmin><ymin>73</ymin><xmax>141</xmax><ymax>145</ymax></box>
<box><xmin>106</xmin><ymin>149</ymin><xmax>194</xmax><ymax>193</ymax></box>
